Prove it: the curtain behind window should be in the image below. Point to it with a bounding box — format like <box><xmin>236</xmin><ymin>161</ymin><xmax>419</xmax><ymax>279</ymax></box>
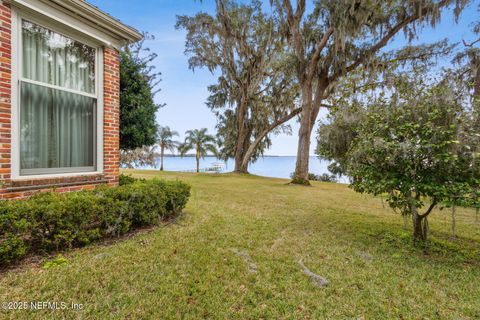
<box><xmin>22</xmin><ymin>21</ymin><xmax>95</xmax><ymax>94</ymax></box>
<box><xmin>20</xmin><ymin>21</ymin><xmax>96</xmax><ymax>173</ymax></box>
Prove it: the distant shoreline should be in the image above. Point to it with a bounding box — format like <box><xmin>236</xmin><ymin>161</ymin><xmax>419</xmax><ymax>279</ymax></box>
<box><xmin>161</xmin><ymin>154</ymin><xmax>305</xmax><ymax>158</ymax></box>
<box><xmin>132</xmin><ymin>154</ymin><xmax>344</xmax><ymax>181</ymax></box>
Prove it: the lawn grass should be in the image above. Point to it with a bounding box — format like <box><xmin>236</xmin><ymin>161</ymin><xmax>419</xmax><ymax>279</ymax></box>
<box><xmin>0</xmin><ymin>170</ymin><xmax>479</xmax><ymax>319</ymax></box>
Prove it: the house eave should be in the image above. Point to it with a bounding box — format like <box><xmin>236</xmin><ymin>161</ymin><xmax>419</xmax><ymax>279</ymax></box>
<box><xmin>4</xmin><ymin>0</ymin><xmax>143</xmax><ymax>44</ymax></box>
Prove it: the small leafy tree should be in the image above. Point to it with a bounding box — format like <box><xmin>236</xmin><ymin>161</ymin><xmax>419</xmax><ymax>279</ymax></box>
<box><xmin>318</xmin><ymin>74</ymin><xmax>480</xmax><ymax>241</ymax></box>
<box><xmin>120</xmin><ymin>35</ymin><xmax>163</xmax><ymax>151</ymax></box>
<box><xmin>179</xmin><ymin>129</ymin><xmax>218</xmax><ymax>173</ymax></box>
<box><xmin>157</xmin><ymin>126</ymin><xmax>180</xmax><ymax>171</ymax></box>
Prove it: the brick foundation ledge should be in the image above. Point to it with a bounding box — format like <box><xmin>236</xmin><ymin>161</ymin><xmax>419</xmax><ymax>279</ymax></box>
<box><xmin>6</xmin><ymin>179</ymin><xmax>109</xmax><ymax>192</ymax></box>
<box><xmin>0</xmin><ymin>174</ymin><xmax>109</xmax><ymax>199</ymax></box>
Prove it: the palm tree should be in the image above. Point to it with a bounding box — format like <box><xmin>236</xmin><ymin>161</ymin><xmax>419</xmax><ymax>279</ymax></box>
<box><xmin>157</xmin><ymin>126</ymin><xmax>180</xmax><ymax>171</ymax></box>
<box><xmin>179</xmin><ymin>128</ymin><xmax>217</xmax><ymax>173</ymax></box>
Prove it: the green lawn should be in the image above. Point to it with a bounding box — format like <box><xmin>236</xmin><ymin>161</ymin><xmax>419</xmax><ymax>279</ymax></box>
<box><xmin>1</xmin><ymin>170</ymin><xmax>479</xmax><ymax>319</ymax></box>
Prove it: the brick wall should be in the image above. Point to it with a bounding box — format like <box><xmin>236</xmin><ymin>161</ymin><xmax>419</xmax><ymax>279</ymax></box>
<box><xmin>0</xmin><ymin>3</ymin><xmax>121</xmax><ymax>199</ymax></box>
<box><xmin>103</xmin><ymin>47</ymin><xmax>120</xmax><ymax>187</ymax></box>
<box><xmin>0</xmin><ymin>2</ymin><xmax>12</xmax><ymax>198</ymax></box>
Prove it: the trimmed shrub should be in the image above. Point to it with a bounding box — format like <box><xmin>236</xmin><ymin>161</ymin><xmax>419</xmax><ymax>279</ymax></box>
<box><xmin>119</xmin><ymin>173</ymin><xmax>139</xmax><ymax>186</ymax></box>
<box><xmin>0</xmin><ymin>179</ymin><xmax>190</xmax><ymax>267</ymax></box>
<box><xmin>101</xmin><ymin>180</ymin><xmax>169</xmax><ymax>227</ymax></box>
<box><xmin>0</xmin><ymin>202</ymin><xmax>30</xmax><ymax>265</ymax></box>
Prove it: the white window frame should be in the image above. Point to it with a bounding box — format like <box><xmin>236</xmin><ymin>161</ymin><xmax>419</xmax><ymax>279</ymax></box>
<box><xmin>11</xmin><ymin>8</ymin><xmax>104</xmax><ymax>180</ymax></box>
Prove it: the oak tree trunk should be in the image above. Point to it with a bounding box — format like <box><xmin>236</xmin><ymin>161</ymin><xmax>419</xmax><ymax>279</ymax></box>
<box><xmin>474</xmin><ymin>56</ymin><xmax>480</xmax><ymax>107</ymax></box>
<box><xmin>292</xmin><ymin>79</ymin><xmax>325</xmax><ymax>185</ymax></box>
<box><xmin>234</xmin><ymin>137</ymin><xmax>250</xmax><ymax>173</ymax></box>
<box><xmin>160</xmin><ymin>146</ymin><xmax>165</xmax><ymax>171</ymax></box>
<box><xmin>291</xmin><ymin>85</ymin><xmax>313</xmax><ymax>185</ymax></box>
<box><xmin>293</xmin><ymin>114</ymin><xmax>312</xmax><ymax>185</ymax></box>
<box><xmin>235</xmin><ymin>130</ymin><xmax>251</xmax><ymax>173</ymax></box>
<box><xmin>234</xmin><ymin>97</ymin><xmax>250</xmax><ymax>173</ymax></box>
<box><xmin>240</xmin><ymin>142</ymin><xmax>258</xmax><ymax>173</ymax></box>
<box><xmin>234</xmin><ymin>152</ymin><xmax>246</xmax><ymax>173</ymax></box>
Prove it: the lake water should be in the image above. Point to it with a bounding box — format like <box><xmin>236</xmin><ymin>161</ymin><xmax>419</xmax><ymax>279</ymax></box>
<box><xmin>138</xmin><ymin>156</ymin><xmax>337</xmax><ymax>180</ymax></box>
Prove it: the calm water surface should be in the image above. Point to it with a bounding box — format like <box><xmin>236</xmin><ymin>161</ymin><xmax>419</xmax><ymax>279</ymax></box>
<box><xmin>138</xmin><ymin>156</ymin><xmax>340</xmax><ymax>180</ymax></box>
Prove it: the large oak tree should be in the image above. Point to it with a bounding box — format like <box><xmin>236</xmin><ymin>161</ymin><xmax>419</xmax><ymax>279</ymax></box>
<box><xmin>177</xmin><ymin>0</ymin><xmax>300</xmax><ymax>173</ymax></box>
<box><xmin>272</xmin><ymin>0</ymin><xmax>467</xmax><ymax>185</ymax></box>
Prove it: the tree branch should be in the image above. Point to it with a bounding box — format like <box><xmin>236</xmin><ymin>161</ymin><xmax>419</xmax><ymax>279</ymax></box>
<box><xmin>307</xmin><ymin>27</ymin><xmax>334</xmax><ymax>80</ymax></box>
<box><xmin>241</xmin><ymin>107</ymin><xmax>302</xmax><ymax>168</ymax></box>
<box><xmin>283</xmin><ymin>0</ymin><xmax>305</xmax><ymax>62</ymax></box>
<box><xmin>294</xmin><ymin>0</ymin><xmax>306</xmax><ymax>22</ymax></box>
<box><xmin>420</xmin><ymin>199</ymin><xmax>437</xmax><ymax>218</ymax></box>
<box><xmin>330</xmin><ymin>0</ymin><xmax>452</xmax><ymax>82</ymax></box>
<box><xmin>463</xmin><ymin>38</ymin><xmax>480</xmax><ymax>48</ymax></box>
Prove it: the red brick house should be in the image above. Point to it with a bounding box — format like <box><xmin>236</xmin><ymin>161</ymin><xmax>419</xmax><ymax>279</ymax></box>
<box><xmin>0</xmin><ymin>0</ymin><xmax>142</xmax><ymax>199</ymax></box>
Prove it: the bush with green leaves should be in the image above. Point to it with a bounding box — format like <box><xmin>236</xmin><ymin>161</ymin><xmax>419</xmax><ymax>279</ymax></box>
<box><xmin>0</xmin><ymin>179</ymin><xmax>190</xmax><ymax>267</ymax></box>
<box><xmin>290</xmin><ymin>172</ymin><xmax>337</xmax><ymax>183</ymax></box>
<box><xmin>120</xmin><ymin>35</ymin><xmax>163</xmax><ymax>151</ymax></box>
<box><xmin>120</xmin><ymin>173</ymin><xmax>147</xmax><ymax>186</ymax></box>
<box><xmin>317</xmin><ymin>75</ymin><xmax>480</xmax><ymax>241</ymax></box>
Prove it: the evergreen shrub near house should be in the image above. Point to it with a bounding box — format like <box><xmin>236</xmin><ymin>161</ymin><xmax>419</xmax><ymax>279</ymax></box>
<box><xmin>0</xmin><ymin>176</ymin><xmax>190</xmax><ymax>267</ymax></box>
<box><xmin>119</xmin><ymin>173</ymin><xmax>141</xmax><ymax>186</ymax></box>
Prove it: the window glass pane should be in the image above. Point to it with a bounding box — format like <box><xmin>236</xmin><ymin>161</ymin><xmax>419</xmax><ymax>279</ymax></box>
<box><xmin>20</xmin><ymin>82</ymin><xmax>96</xmax><ymax>171</ymax></box>
<box><xmin>22</xmin><ymin>20</ymin><xmax>96</xmax><ymax>94</ymax></box>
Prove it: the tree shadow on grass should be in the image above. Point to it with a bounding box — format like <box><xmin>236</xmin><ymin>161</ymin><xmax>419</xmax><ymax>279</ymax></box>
<box><xmin>291</xmin><ymin>209</ymin><xmax>480</xmax><ymax>267</ymax></box>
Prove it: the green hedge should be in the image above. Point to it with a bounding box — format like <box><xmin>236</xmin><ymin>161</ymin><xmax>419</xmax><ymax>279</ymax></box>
<box><xmin>0</xmin><ymin>177</ymin><xmax>190</xmax><ymax>267</ymax></box>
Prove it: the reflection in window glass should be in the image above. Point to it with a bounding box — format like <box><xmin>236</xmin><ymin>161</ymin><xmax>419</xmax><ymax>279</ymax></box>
<box><xmin>22</xmin><ymin>20</ymin><xmax>96</xmax><ymax>94</ymax></box>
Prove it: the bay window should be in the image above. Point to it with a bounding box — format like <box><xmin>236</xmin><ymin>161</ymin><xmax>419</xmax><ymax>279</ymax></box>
<box><xmin>17</xmin><ymin>19</ymin><xmax>100</xmax><ymax>176</ymax></box>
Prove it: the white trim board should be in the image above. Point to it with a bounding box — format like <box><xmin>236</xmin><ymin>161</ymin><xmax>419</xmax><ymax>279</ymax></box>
<box><xmin>20</xmin><ymin>78</ymin><xmax>97</xmax><ymax>99</ymax></box>
<box><xmin>4</xmin><ymin>0</ymin><xmax>127</xmax><ymax>49</ymax></box>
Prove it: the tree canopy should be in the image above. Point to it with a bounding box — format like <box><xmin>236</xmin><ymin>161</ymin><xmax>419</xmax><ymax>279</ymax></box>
<box><xmin>452</xmin><ymin>3</ymin><xmax>480</xmax><ymax>113</ymax></box>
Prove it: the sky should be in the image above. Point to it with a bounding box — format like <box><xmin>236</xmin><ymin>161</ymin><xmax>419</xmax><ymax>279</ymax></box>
<box><xmin>89</xmin><ymin>0</ymin><xmax>479</xmax><ymax>156</ymax></box>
